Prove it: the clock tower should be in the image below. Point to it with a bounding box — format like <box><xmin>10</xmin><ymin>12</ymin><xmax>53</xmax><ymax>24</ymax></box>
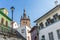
<box><xmin>18</xmin><ymin>9</ymin><xmax>31</xmax><ymax>40</ymax></box>
<box><xmin>20</xmin><ymin>9</ymin><xmax>30</xmax><ymax>27</ymax></box>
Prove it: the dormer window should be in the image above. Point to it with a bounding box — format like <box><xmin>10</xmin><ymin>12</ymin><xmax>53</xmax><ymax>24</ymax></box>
<box><xmin>39</xmin><ymin>22</ymin><xmax>44</xmax><ymax>29</ymax></box>
<box><xmin>45</xmin><ymin>18</ymin><xmax>51</xmax><ymax>26</ymax></box>
<box><xmin>50</xmin><ymin>19</ymin><xmax>54</xmax><ymax>23</ymax></box>
<box><xmin>53</xmin><ymin>13</ymin><xmax>58</xmax><ymax>22</ymax></box>
<box><xmin>47</xmin><ymin>18</ymin><xmax>51</xmax><ymax>24</ymax></box>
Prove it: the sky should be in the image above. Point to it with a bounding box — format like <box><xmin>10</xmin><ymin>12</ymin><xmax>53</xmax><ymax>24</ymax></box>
<box><xmin>0</xmin><ymin>0</ymin><xmax>60</xmax><ymax>27</ymax></box>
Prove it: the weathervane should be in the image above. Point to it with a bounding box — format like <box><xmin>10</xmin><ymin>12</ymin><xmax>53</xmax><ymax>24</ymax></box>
<box><xmin>55</xmin><ymin>0</ymin><xmax>59</xmax><ymax>6</ymax></box>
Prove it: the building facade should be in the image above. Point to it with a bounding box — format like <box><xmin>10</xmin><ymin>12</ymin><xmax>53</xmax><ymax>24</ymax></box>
<box><xmin>30</xmin><ymin>26</ymin><xmax>38</xmax><ymax>40</ymax></box>
<box><xmin>0</xmin><ymin>8</ymin><xmax>26</xmax><ymax>40</ymax></box>
<box><xmin>34</xmin><ymin>4</ymin><xmax>60</xmax><ymax>40</ymax></box>
<box><xmin>0</xmin><ymin>8</ymin><xmax>12</xmax><ymax>27</ymax></box>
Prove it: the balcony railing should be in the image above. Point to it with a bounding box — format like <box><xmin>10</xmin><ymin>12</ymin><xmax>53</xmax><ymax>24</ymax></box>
<box><xmin>0</xmin><ymin>24</ymin><xmax>17</xmax><ymax>37</ymax></box>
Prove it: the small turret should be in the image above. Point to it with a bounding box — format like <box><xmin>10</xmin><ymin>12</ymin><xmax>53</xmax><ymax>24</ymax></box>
<box><xmin>28</xmin><ymin>16</ymin><xmax>30</xmax><ymax>21</ymax></box>
<box><xmin>21</xmin><ymin>16</ymin><xmax>22</xmax><ymax>19</ymax></box>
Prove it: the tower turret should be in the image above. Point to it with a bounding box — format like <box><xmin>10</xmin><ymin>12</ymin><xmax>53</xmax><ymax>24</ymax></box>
<box><xmin>20</xmin><ymin>9</ymin><xmax>30</xmax><ymax>27</ymax></box>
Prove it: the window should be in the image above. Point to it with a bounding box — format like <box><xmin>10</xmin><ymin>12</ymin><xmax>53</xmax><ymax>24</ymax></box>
<box><xmin>39</xmin><ymin>22</ymin><xmax>44</xmax><ymax>29</ymax></box>
<box><xmin>39</xmin><ymin>26</ymin><xmax>40</xmax><ymax>30</ymax></box>
<box><xmin>15</xmin><ymin>24</ymin><xmax>16</xmax><ymax>26</ymax></box>
<box><xmin>41</xmin><ymin>35</ymin><xmax>45</xmax><ymax>40</ymax></box>
<box><xmin>21</xmin><ymin>29</ymin><xmax>25</xmax><ymax>33</ymax></box>
<box><xmin>48</xmin><ymin>32</ymin><xmax>54</xmax><ymax>40</ymax></box>
<box><xmin>1</xmin><ymin>18</ymin><xmax>4</xmax><ymax>24</ymax></box>
<box><xmin>34</xmin><ymin>36</ymin><xmax>37</xmax><ymax>40</ymax></box>
<box><xmin>57</xmin><ymin>29</ymin><xmax>60</xmax><ymax>39</ymax></box>
<box><xmin>28</xmin><ymin>36</ymin><xmax>30</xmax><ymax>40</ymax></box>
<box><xmin>58</xmin><ymin>15</ymin><xmax>60</xmax><ymax>20</ymax></box>
<box><xmin>53</xmin><ymin>13</ymin><xmax>58</xmax><ymax>22</ymax></box>
<box><xmin>45</xmin><ymin>22</ymin><xmax>48</xmax><ymax>26</ymax></box>
<box><xmin>23</xmin><ymin>21</ymin><xmax>25</xmax><ymax>23</ymax></box>
<box><xmin>36</xmin><ymin>23</ymin><xmax>38</xmax><ymax>26</ymax></box>
<box><xmin>50</xmin><ymin>19</ymin><xmax>54</xmax><ymax>23</ymax></box>
<box><xmin>23</xmin><ymin>21</ymin><xmax>27</xmax><ymax>24</ymax></box>
<box><xmin>47</xmin><ymin>18</ymin><xmax>51</xmax><ymax>24</ymax></box>
<box><xmin>45</xmin><ymin>18</ymin><xmax>51</xmax><ymax>26</ymax></box>
<box><xmin>6</xmin><ymin>21</ymin><xmax>8</xmax><ymax>27</ymax></box>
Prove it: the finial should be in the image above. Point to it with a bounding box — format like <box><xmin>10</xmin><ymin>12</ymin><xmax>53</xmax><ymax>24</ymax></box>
<box><xmin>23</xmin><ymin>8</ymin><xmax>26</xmax><ymax>18</ymax></box>
<box><xmin>55</xmin><ymin>0</ymin><xmax>58</xmax><ymax>6</ymax></box>
<box><xmin>24</xmin><ymin>8</ymin><xmax>26</xmax><ymax>13</ymax></box>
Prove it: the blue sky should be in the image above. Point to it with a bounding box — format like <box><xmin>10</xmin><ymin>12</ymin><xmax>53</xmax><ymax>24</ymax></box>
<box><xmin>0</xmin><ymin>0</ymin><xmax>60</xmax><ymax>26</ymax></box>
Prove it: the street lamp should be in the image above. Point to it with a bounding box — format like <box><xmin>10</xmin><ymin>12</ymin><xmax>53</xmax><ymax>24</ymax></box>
<box><xmin>10</xmin><ymin>6</ymin><xmax>15</xmax><ymax>21</ymax></box>
<box><xmin>10</xmin><ymin>6</ymin><xmax>15</xmax><ymax>33</ymax></box>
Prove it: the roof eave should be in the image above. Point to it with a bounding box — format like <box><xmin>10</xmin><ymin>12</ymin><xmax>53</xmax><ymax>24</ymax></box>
<box><xmin>34</xmin><ymin>4</ymin><xmax>60</xmax><ymax>23</ymax></box>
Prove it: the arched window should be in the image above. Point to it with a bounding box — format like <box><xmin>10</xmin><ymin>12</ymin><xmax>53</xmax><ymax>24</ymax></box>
<box><xmin>35</xmin><ymin>36</ymin><xmax>37</xmax><ymax>40</ymax></box>
<box><xmin>1</xmin><ymin>18</ymin><xmax>4</xmax><ymax>24</ymax></box>
<box><xmin>6</xmin><ymin>21</ymin><xmax>8</xmax><ymax>27</ymax></box>
<box><xmin>28</xmin><ymin>36</ymin><xmax>30</xmax><ymax>40</ymax></box>
<box><xmin>41</xmin><ymin>35</ymin><xmax>45</xmax><ymax>40</ymax></box>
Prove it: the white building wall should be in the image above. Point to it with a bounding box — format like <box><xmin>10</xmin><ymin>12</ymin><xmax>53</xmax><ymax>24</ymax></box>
<box><xmin>17</xmin><ymin>26</ymin><xmax>31</xmax><ymax>40</ymax></box>
<box><xmin>39</xmin><ymin>21</ymin><xmax>60</xmax><ymax>40</ymax></box>
<box><xmin>35</xmin><ymin>4</ymin><xmax>60</xmax><ymax>40</ymax></box>
<box><xmin>26</xmin><ymin>26</ymin><xmax>31</xmax><ymax>40</ymax></box>
<box><xmin>37</xmin><ymin>8</ymin><xmax>60</xmax><ymax>27</ymax></box>
<box><xmin>17</xmin><ymin>26</ymin><xmax>26</xmax><ymax>39</ymax></box>
<box><xmin>13</xmin><ymin>22</ymin><xmax>18</xmax><ymax>29</ymax></box>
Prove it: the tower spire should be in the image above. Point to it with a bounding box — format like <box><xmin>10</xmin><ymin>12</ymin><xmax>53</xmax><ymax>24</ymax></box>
<box><xmin>23</xmin><ymin>8</ymin><xmax>26</xmax><ymax>19</ymax></box>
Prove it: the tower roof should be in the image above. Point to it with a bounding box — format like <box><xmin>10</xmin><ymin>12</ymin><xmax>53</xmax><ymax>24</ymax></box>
<box><xmin>20</xmin><ymin>9</ymin><xmax>30</xmax><ymax>20</ymax></box>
